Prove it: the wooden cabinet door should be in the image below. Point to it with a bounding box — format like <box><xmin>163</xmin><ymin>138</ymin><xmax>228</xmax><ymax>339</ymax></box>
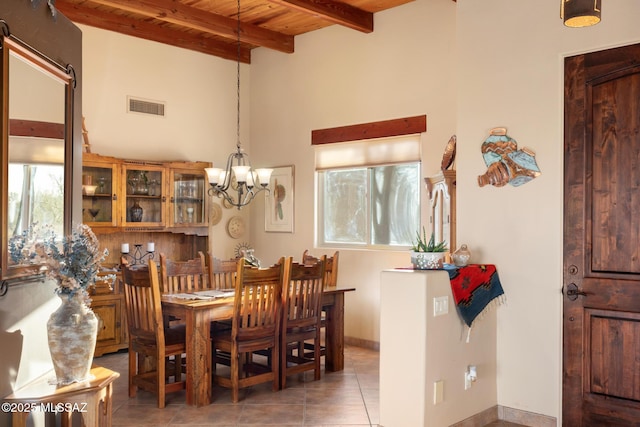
<box><xmin>121</xmin><ymin>162</ymin><xmax>166</xmax><ymax>228</ymax></box>
<box><xmin>82</xmin><ymin>154</ymin><xmax>120</xmax><ymax>227</ymax></box>
<box><xmin>169</xmin><ymin>167</ymin><xmax>209</xmax><ymax>228</ymax></box>
<box><xmin>92</xmin><ymin>297</ymin><xmax>123</xmax><ymax>357</ymax></box>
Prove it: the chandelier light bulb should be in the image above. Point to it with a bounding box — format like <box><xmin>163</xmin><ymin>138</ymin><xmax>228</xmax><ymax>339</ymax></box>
<box><xmin>232</xmin><ymin>165</ymin><xmax>251</xmax><ymax>183</ymax></box>
<box><xmin>205</xmin><ymin>167</ymin><xmax>222</xmax><ymax>186</ymax></box>
<box><xmin>255</xmin><ymin>168</ymin><xmax>273</xmax><ymax>187</ymax></box>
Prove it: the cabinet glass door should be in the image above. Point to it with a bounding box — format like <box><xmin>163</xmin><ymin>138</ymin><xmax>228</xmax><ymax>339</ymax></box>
<box><xmin>122</xmin><ymin>164</ymin><xmax>165</xmax><ymax>227</ymax></box>
<box><xmin>82</xmin><ymin>163</ymin><xmax>118</xmax><ymax>227</ymax></box>
<box><xmin>171</xmin><ymin>170</ymin><xmax>207</xmax><ymax>227</ymax></box>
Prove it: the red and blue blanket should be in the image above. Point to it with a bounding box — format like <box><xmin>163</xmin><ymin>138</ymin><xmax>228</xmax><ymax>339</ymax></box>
<box><xmin>444</xmin><ymin>264</ymin><xmax>505</xmax><ymax>328</ymax></box>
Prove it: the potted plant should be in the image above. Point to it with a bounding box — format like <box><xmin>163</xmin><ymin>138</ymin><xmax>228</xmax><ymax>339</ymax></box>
<box><xmin>411</xmin><ymin>227</ymin><xmax>448</xmax><ymax>269</ymax></box>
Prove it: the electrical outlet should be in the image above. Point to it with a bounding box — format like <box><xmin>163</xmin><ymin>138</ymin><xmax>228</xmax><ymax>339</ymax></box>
<box><xmin>433</xmin><ymin>296</ymin><xmax>448</xmax><ymax>316</ymax></box>
<box><xmin>464</xmin><ymin>365</ymin><xmax>477</xmax><ymax>390</ymax></box>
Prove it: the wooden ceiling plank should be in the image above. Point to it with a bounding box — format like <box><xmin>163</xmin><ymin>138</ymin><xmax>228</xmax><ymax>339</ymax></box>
<box><xmin>56</xmin><ymin>2</ymin><xmax>252</xmax><ymax>62</ymax></box>
<box><xmin>88</xmin><ymin>0</ymin><xmax>295</xmax><ymax>53</ymax></box>
<box><xmin>268</xmin><ymin>0</ymin><xmax>373</xmax><ymax>33</ymax></box>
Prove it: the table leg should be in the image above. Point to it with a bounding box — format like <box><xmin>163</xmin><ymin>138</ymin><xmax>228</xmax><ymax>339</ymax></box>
<box><xmin>324</xmin><ymin>293</ymin><xmax>345</xmax><ymax>371</ymax></box>
<box><xmin>185</xmin><ymin>309</ymin><xmax>213</xmax><ymax>407</ymax></box>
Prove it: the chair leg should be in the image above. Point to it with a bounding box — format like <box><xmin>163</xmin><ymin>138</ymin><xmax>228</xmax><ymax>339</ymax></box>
<box><xmin>231</xmin><ymin>352</ymin><xmax>240</xmax><ymax>403</ymax></box>
<box><xmin>158</xmin><ymin>352</ymin><xmax>166</xmax><ymax>409</ymax></box>
<box><xmin>314</xmin><ymin>331</ymin><xmax>321</xmax><ymax>381</ymax></box>
<box><xmin>272</xmin><ymin>345</ymin><xmax>279</xmax><ymax>392</ymax></box>
<box><xmin>128</xmin><ymin>349</ymin><xmax>137</xmax><ymax>398</ymax></box>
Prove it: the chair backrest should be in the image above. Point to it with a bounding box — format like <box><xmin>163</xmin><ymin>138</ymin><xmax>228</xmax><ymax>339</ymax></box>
<box><xmin>232</xmin><ymin>257</ymin><xmax>288</xmax><ymax>341</ymax></box>
<box><xmin>208</xmin><ymin>255</ymin><xmax>237</xmax><ymax>290</ymax></box>
<box><xmin>302</xmin><ymin>250</ymin><xmax>339</xmax><ymax>287</ymax></box>
<box><xmin>122</xmin><ymin>261</ymin><xmax>164</xmax><ymax>347</ymax></box>
<box><xmin>284</xmin><ymin>256</ymin><xmax>326</xmax><ymax>331</ymax></box>
<box><xmin>159</xmin><ymin>252</ymin><xmax>207</xmax><ymax>293</ymax></box>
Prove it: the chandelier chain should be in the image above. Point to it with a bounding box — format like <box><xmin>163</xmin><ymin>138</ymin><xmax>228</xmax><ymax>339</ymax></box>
<box><xmin>236</xmin><ymin>0</ymin><xmax>241</xmax><ymax>151</ymax></box>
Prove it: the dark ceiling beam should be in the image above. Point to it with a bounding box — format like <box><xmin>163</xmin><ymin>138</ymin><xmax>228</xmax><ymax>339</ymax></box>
<box><xmin>268</xmin><ymin>0</ymin><xmax>373</xmax><ymax>33</ymax></box>
<box><xmin>56</xmin><ymin>2</ymin><xmax>252</xmax><ymax>62</ymax></box>
<box><xmin>86</xmin><ymin>0</ymin><xmax>294</xmax><ymax>53</ymax></box>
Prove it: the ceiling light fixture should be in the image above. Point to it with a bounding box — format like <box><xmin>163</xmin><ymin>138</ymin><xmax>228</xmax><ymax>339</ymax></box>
<box><xmin>561</xmin><ymin>0</ymin><xmax>601</xmax><ymax>27</ymax></box>
<box><xmin>205</xmin><ymin>0</ymin><xmax>272</xmax><ymax>209</ymax></box>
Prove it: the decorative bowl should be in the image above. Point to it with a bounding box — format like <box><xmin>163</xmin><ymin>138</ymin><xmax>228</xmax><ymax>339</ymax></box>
<box><xmin>83</xmin><ymin>185</ymin><xmax>98</xmax><ymax>196</ymax></box>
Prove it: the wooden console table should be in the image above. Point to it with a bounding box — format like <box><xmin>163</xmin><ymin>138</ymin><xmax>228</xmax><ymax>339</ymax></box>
<box><xmin>3</xmin><ymin>366</ymin><xmax>119</xmax><ymax>427</ymax></box>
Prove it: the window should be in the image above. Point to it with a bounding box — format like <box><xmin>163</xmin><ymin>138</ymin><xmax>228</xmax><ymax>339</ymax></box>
<box><xmin>317</xmin><ymin>163</ymin><xmax>420</xmax><ymax>248</ymax></box>
<box><xmin>312</xmin><ymin>116</ymin><xmax>426</xmax><ymax>249</ymax></box>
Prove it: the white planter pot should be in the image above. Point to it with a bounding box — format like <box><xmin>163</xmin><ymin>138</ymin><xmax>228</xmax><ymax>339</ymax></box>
<box><xmin>411</xmin><ymin>251</ymin><xmax>445</xmax><ymax>270</ymax></box>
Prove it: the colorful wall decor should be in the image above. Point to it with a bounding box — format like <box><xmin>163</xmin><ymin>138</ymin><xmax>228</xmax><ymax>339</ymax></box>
<box><xmin>477</xmin><ymin>127</ymin><xmax>541</xmax><ymax>187</ymax></box>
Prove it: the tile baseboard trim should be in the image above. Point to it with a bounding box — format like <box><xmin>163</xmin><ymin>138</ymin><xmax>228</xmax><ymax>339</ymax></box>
<box><xmin>345</xmin><ymin>336</ymin><xmax>380</xmax><ymax>351</ymax></box>
<box><xmin>449</xmin><ymin>405</ymin><xmax>557</xmax><ymax>427</ymax></box>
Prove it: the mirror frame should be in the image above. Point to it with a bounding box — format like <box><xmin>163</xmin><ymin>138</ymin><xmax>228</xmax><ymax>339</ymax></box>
<box><xmin>0</xmin><ymin>21</ymin><xmax>75</xmax><ymax>281</ymax></box>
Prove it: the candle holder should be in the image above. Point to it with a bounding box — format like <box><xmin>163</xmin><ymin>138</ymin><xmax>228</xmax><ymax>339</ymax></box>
<box><xmin>121</xmin><ymin>244</ymin><xmax>155</xmax><ymax>266</ymax></box>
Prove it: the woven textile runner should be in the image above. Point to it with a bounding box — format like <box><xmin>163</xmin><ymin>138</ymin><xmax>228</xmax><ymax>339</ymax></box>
<box><xmin>444</xmin><ymin>264</ymin><xmax>505</xmax><ymax>328</ymax></box>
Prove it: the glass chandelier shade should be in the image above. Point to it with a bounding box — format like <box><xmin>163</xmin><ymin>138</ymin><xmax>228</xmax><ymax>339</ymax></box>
<box><xmin>561</xmin><ymin>0</ymin><xmax>601</xmax><ymax>27</ymax></box>
<box><xmin>206</xmin><ymin>0</ymin><xmax>272</xmax><ymax>209</ymax></box>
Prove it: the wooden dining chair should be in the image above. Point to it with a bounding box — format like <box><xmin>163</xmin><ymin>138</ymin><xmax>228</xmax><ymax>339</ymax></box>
<box><xmin>159</xmin><ymin>252</ymin><xmax>208</xmax><ymax>294</ymax></box>
<box><xmin>208</xmin><ymin>255</ymin><xmax>237</xmax><ymax>290</ymax></box>
<box><xmin>211</xmin><ymin>257</ymin><xmax>289</xmax><ymax>403</ymax></box>
<box><xmin>301</xmin><ymin>250</ymin><xmax>339</xmax><ymax>357</ymax></box>
<box><xmin>281</xmin><ymin>256</ymin><xmax>326</xmax><ymax>389</ymax></box>
<box><xmin>302</xmin><ymin>249</ymin><xmax>339</xmax><ymax>288</ymax></box>
<box><xmin>122</xmin><ymin>259</ymin><xmax>187</xmax><ymax>408</ymax></box>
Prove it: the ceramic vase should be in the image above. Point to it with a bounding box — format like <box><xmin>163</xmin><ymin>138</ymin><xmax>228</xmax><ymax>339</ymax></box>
<box><xmin>411</xmin><ymin>251</ymin><xmax>445</xmax><ymax>270</ymax></box>
<box><xmin>452</xmin><ymin>244</ymin><xmax>471</xmax><ymax>267</ymax></box>
<box><xmin>47</xmin><ymin>292</ymin><xmax>98</xmax><ymax>385</ymax></box>
<box><xmin>130</xmin><ymin>201</ymin><xmax>143</xmax><ymax>222</ymax></box>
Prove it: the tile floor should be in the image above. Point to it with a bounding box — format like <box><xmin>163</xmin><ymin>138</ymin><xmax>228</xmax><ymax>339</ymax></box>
<box><xmin>96</xmin><ymin>345</ymin><xmax>526</xmax><ymax>427</ymax></box>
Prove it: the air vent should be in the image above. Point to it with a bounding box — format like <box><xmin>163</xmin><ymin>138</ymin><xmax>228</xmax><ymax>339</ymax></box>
<box><xmin>127</xmin><ymin>96</ymin><xmax>166</xmax><ymax>117</ymax></box>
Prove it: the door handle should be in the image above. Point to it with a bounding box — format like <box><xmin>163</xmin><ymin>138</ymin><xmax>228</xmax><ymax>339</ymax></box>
<box><xmin>565</xmin><ymin>283</ymin><xmax>588</xmax><ymax>300</ymax></box>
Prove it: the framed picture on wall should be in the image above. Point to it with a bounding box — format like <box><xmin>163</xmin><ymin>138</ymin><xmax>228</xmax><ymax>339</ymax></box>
<box><xmin>265</xmin><ymin>165</ymin><xmax>294</xmax><ymax>233</ymax></box>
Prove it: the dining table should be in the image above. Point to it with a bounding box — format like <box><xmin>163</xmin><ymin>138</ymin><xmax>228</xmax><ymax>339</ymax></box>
<box><xmin>161</xmin><ymin>286</ymin><xmax>355</xmax><ymax>407</ymax></box>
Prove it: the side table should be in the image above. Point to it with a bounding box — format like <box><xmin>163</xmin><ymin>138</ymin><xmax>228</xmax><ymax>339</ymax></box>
<box><xmin>3</xmin><ymin>365</ymin><xmax>119</xmax><ymax>427</ymax></box>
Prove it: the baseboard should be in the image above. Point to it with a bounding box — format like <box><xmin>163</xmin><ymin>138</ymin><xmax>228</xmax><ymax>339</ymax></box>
<box><xmin>449</xmin><ymin>405</ymin><xmax>557</xmax><ymax>427</ymax></box>
<box><xmin>344</xmin><ymin>336</ymin><xmax>380</xmax><ymax>351</ymax></box>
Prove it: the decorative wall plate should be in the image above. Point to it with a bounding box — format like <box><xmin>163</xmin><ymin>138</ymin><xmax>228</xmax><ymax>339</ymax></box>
<box><xmin>210</xmin><ymin>203</ymin><xmax>222</xmax><ymax>226</ymax></box>
<box><xmin>235</xmin><ymin>242</ymin><xmax>253</xmax><ymax>258</ymax></box>
<box><xmin>222</xmin><ymin>198</ymin><xmax>234</xmax><ymax>209</ymax></box>
<box><xmin>226</xmin><ymin>216</ymin><xmax>245</xmax><ymax>239</ymax></box>
<box><xmin>441</xmin><ymin>135</ymin><xmax>457</xmax><ymax>171</ymax></box>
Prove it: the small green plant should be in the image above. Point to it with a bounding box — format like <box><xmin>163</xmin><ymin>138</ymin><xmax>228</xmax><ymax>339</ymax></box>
<box><xmin>412</xmin><ymin>227</ymin><xmax>448</xmax><ymax>252</ymax></box>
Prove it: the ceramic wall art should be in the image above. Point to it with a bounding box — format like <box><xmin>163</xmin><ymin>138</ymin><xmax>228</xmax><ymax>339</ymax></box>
<box><xmin>477</xmin><ymin>127</ymin><xmax>541</xmax><ymax>187</ymax></box>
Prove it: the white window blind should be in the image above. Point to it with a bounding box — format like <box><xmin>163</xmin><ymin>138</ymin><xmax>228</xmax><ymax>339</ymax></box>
<box><xmin>314</xmin><ymin>134</ymin><xmax>421</xmax><ymax>170</ymax></box>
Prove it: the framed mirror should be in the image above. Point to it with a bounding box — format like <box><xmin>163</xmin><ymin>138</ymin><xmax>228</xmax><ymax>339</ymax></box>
<box><xmin>1</xmin><ymin>22</ymin><xmax>74</xmax><ymax>280</ymax></box>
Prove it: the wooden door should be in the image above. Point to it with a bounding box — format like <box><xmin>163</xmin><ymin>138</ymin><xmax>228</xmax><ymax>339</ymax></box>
<box><xmin>564</xmin><ymin>43</ymin><xmax>640</xmax><ymax>426</ymax></box>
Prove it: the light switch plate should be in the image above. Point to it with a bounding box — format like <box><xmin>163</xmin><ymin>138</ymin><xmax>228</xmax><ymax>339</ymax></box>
<box><xmin>433</xmin><ymin>296</ymin><xmax>449</xmax><ymax>316</ymax></box>
<box><xmin>434</xmin><ymin>380</ymin><xmax>444</xmax><ymax>404</ymax></box>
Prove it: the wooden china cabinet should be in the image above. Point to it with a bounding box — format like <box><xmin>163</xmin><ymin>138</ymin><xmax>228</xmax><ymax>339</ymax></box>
<box><xmin>82</xmin><ymin>152</ymin><xmax>211</xmax><ymax>356</ymax></box>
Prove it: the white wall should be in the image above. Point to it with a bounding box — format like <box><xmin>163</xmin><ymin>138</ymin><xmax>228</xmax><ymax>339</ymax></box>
<box><xmin>456</xmin><ymin>0</ymin><xmax>640</xmax><ymax>421</ymax></box>
<box><xmin>249</xmin><ymin>0</ymin><xmax>457</xmax><ymax>347</ymax></box>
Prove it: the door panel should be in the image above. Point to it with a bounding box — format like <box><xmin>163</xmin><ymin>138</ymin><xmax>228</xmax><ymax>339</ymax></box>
<box><xmin>564</xmin><ymin>42</ymin><xmax>640</xmax><ymax>426</ymax></box>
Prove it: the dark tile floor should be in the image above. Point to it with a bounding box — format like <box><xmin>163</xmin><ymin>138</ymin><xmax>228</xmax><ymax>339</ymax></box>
<box><xmin>96</xmin><ymin>345</ymin><xmax>526</xmax><ymax>426</ymax></box>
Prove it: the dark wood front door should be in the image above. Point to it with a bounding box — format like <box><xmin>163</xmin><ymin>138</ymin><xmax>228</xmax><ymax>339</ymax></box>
<box><xmin>564</xmin><ymin>42</ymin><xmax>640</xmax><ymax>426</ymax></box>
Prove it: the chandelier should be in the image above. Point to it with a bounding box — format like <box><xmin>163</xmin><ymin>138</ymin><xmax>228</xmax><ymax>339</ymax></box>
<box><xmin>206</xmin><ymin>0</ymin><xmax>272</xmax><ymax>209</ymax></box>
<box><xmin>561</xmin><ymin>0</ymin><xmax>601</xmax><ymax>27</ymax></box>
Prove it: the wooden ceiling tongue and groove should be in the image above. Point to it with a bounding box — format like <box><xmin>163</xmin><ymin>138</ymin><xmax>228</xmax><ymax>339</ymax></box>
<box><xmin>54</xmin><ymin>0</ymin><xmax>417</xmax><ymax>63</ymax></box>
